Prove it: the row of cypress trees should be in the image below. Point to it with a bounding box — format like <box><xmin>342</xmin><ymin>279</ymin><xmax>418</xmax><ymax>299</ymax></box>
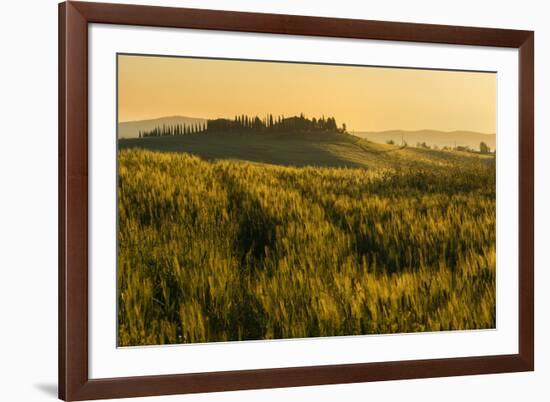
<box><xmin>139</xmin><ymin>122</ymin><xmax>207</xmax><ymax>138</ymax></box>
<box><xmin>208</xmin><ymin>114</ymin><xmax>343</xmax><ymax>132</ymax></box>
<box><xmin>138</xmin><ymin>114</ymin><xmax>346</xmax><ymax>138</ymax></box>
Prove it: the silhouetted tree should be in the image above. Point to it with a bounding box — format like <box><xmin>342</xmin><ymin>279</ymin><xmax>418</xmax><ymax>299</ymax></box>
<box><xmin>480</xmin><ymin>141</ymin><xmax>490</xmax><ymax>154</ymax></box>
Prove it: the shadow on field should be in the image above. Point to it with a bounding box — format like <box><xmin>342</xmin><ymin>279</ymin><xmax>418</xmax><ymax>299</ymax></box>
<box><xmin>118</xmin><ymin>132</ymin><xmax>366</xmax><ymax>168</ymax></box>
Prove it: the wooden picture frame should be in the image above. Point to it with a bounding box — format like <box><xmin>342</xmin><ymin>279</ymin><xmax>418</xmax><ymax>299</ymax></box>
<box><xmin>59</xmin><ymin>1</ymin><xmax>534</xmax><ymax>400</ymax></box>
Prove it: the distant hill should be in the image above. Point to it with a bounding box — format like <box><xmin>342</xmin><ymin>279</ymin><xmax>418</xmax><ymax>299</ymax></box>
<box><xmin>118</xmin><ymin>130</ymin><xmax>494</xmax><ymax>170</ymax></box>
<box><xmin>118</xmin><ymin>116</ymin><xmax>207</xmax><ymax>139</ymax></box>
<box><xmin>355</xmin><ymin>130</ymin><xmax>496</xmax><ymax>151</ymax></box>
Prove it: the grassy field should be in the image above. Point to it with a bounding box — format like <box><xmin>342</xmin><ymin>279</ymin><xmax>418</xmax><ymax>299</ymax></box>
<box><xmin>118</xmin><ymin>130</ymin><xmax>494</xmax><ymax>170</ymax></box>
<box><xmin>117</xmin><ymin>132</ymin><xmax>496</xmax><ymax>346</ymax></box>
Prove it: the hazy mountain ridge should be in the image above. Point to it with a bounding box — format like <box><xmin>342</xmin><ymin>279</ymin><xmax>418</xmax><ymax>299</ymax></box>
<box><xmin>118</xmin><ymin>116</ymin><xmax>208</xmax><ymax>139</ymax></box>
<box><xmin>355</xmin><ymin>129</ymin><xmax>496</xmax><ymax>151</ymax></box>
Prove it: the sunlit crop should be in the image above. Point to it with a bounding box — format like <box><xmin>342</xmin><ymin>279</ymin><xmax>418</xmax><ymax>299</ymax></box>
<box><xmin>117</xmin><ymin>149</ymin><xmax>495</xmax><ymax>346</ymax></box>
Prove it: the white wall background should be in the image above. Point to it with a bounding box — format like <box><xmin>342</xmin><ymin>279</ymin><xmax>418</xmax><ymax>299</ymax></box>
<box><xmin>0</xmin><ymin>0</ymin><xmax>546</xmax><ymax>401</ymax></box>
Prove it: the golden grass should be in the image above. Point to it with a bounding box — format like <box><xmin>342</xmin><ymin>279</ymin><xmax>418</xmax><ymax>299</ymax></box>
<box><xmin>117</xmin><ymin>149</ymin><xmax>495</xmax><ymax>346</ymax></box>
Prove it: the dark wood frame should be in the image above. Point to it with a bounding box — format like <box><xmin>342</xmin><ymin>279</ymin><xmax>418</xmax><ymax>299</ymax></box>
<box><xmin>59</xmin><ymin>1</ymin><xmax>534</xmax><ymax>400</ymax></box>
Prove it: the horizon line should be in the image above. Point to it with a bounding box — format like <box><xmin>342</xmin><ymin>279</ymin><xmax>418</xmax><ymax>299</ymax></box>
<box><xmin>118</xmin><ymin>115</ymin><xmax>495</xmax><ymax>136</ymax></box>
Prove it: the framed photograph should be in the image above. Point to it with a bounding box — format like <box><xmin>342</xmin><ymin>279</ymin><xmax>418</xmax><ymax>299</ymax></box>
<box><xmin>59</xmin><ymin>1</ymin><xmax>534</xmax><ymax>400</ymax></box>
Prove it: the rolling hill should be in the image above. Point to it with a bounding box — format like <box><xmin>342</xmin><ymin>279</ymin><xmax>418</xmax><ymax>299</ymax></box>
<box><xmin>355</xmin><ymin>129</ymin><xmax>496</xmax><ymax>151</ymax></box>
<box><xmin>118</xmin><ymin>116</ymin><xmax>207</xmax><ymax>139</ymax></box>
<box><xmin>118</xmin><ymin>130</ymin><xmax>494</xmax><ymax>170</ymax></box>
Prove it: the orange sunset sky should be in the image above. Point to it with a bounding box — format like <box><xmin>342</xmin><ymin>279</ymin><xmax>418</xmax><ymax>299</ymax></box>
<box><xmin>118</xmin><ymin>54</ymin><xmax>496</xmax><ymax>133</ymax></box>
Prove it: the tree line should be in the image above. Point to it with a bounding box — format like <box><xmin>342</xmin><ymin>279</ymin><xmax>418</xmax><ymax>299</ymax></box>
<box><xmin>138</xmin><ymin>114</ymin><xmax>346</xmax><ymax>138</ymax></box>
<box><xmin>385</xmin><ymin>139</ymin><xmax>493</xmax><ymax>154</ymax></box>
<box><xmin>139</xmin><ymin>122</ymin><xmax>207</xmax><ymax>138</ymax></box>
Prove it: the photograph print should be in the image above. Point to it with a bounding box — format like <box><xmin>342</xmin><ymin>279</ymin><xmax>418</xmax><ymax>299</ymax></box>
<box><xmin>117</xmin><ymin>54</ymin><xmax>496</xmax><ymax>347</ymax></box>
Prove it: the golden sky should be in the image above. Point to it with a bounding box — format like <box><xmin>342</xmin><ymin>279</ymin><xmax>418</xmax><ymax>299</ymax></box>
<box><xmin>118</xmin><ymin>54</ymin><xmax>496</xmax><ymax>133</ymax></box>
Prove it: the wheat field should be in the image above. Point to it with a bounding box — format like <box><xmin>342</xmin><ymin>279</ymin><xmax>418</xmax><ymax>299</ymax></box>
<box><xmin>117</xmin><ymin>148</ymin><xmax>495</xmax><ymax>346</ymax></box>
